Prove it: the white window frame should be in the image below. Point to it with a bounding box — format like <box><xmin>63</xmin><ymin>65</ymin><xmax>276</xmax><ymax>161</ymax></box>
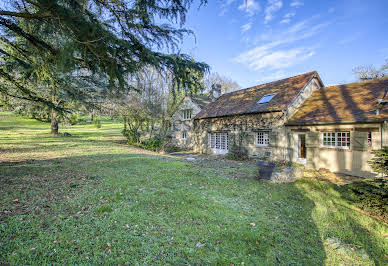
<box><xmin>182</xmin><ymin>109</ymin><xmax>192</xmax><ymax>120</ymax></box>
<box><xmin>322</xmin><ymin>132</ymin><xmax>350</xmax><ymax>149</ymax></box>
<box><xmin>182</xmin><ymin>131</ymin><xmax>187</xmax><ymax>139</ymax></box>
<box><xmin>209</xmin><ymin>132</ymin><xmax>228</xmax><ymax>153</ymax></box>
<box><xmin>256</xmin><ymin>131</ymin><xmax>270</xmax><ymax>146</ymax></box>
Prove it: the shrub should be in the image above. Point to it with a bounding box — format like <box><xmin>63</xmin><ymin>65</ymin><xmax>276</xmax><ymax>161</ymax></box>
<box><xmin>68</xmin><ymin>113</ymin><xmax>80</xmax><ymax>125</ymax></box>
<box><xmin>93</xmin><ymin>118</ymin><xmax>102</xmax><ymax>128</ymax></box>
<box><xmin>141</xmin><ymin>135</ymin><xmax>163</xmax><ymax>152</ymax></box>
<box><xmin>225</xmin><ymin>132</ymin><xmax>249</xmax><ymax>160</ymax></box>
<box><xmin>339</xmin><ymin>178</ymin><xmax>388</xmax><ymax>222</ymax></box>
<box><xmin>163</xmin><ymin>144</ymin><xmax>182</xmax><ymax>153</ymax></box>
<box><xmin>368</xmin><ymin>147</ymin><xmax>388</xmax><ymax>176</ymax></box>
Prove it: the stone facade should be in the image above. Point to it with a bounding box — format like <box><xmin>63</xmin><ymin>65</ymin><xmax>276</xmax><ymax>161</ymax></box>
<box><xmin>170</xmin><ymin>96</ymin><xmax>203</xmax><ymax>148</ymax></box>
<box><xmin>193</xmin><ymin>76</ymin><xmax>323</xmax><ymax>160</ymax></box>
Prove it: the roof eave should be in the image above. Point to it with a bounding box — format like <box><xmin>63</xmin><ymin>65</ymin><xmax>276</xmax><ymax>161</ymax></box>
<box><xmin>285</xmin><ymin>118</ymin><xmax>388</xmax><ymax>126</ymax></box>
<box><xmin>194</xmin><ymin>109</ymin><xmax>285</xmax><ymax>120</ymax></box>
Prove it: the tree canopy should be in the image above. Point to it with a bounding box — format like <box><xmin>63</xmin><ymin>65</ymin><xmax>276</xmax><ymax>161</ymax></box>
<box><xmin>0</xmin><ymin>0</ymin><xmax>209</xmax><ymax>110</ymax></box>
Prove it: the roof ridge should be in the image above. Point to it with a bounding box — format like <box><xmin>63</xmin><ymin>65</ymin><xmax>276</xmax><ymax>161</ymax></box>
<box><xmin>221</xmin><ymin>71</ymin><xmax>317</xmax><ymax>97</ymax></box>
<box><xmin>324</xmin><ymin>77</ymin><xmax>388</xmax><ymax>89</ymax></box>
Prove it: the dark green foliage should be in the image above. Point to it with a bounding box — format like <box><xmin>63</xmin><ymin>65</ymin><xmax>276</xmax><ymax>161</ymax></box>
<box><xmin>124</xmin><ymin>133</ymin><xmax>164</xmax><ymax>152</ymax></box>
<box><xmin>368</xmin><ymin>147</ymin><xmax>388</xmax><ymax>176</ymax></box>
<box><xmin>338</xmin><ymin>178</ymin><xmax>388</xmax><ymax>222</ymax></box>
<box><xmin>141</xmin><ymin>135</ymin><xmax>163</xmax><ymax>152</ymax></box>
<box><xmin>0</xmin><ymin>0</ymin><xmax>209</xmax><ymax>109</ymax></box>
<box><xmin>226</xmin><ymin>132</ymin><xmax>249</xmax><ymax>160</ymax></box>
<box><xmin>93</xmin><ymin>118</ymin><xmax>102</xmax><ymax>129</ymax></box>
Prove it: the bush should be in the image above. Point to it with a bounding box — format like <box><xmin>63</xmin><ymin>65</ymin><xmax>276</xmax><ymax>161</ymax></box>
<box><xmin>225</xmin><ymin>132</ymin><xmax>249</xmax><ymax>160</ymax></box>
<box><xmin>68</xmin><ymin>113</ymin><xmax>80</xmax><ymax>125</ymax></box>
<box><xmin>368</xmin><ymin>147</ymin><xmax>388</xmax><ymax>176</ymax></box>
<box><xmin>339</xmin><ymin>178</ymin><xmax>388</xmax><ymax>222</ymax></box>
<box><xmin>93</xmin><ymin>118</ymin><xmax>102</xmax><ymax>128</ymax></box>
<box><xmin>141</xmin><ymin>135</ymin><xmax>163</xmax><ymax>152</ymax></box>
<box><xmin>163</xmin><ymin>144</ymin><xmax>183</xmax><ymax>153</ymax></box>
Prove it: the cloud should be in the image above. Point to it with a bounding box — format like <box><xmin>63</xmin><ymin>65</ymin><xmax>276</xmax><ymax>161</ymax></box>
<box><xmin>338</xmin><ymin>33</ymin><xmax>361</xmax><ymax>45</ymax></box>
<box><xmin>238</xmin><ymin>0</ymin><xmax>261</xmax><ymax>16</ymax></box>
<box><xmin>235</xmin><ymin>47</ymin><xmax>314</xmax><ymax>71</ymax></box>
<box><xmin>219</xmin><ymin>0</ymin><xmax>237</xmax><ymax>16</ymax></box>
<box><xmin>241</xmin><ymin>22</ymin><xmax>253</xmax><ymax>33</ymax></box>
<box><xmin>290</xmin><ymin>0</ymin><xmax>303</xmax><ymax>7</ymax></box>
<box><xmin>280</xmin><ymin>12</ymin><xmax>295</xmax><ymax>24</ymax></box>
<box><xmin>264</xmin><ymin>0</ymin><xmax>283</xmax><ymax>24</ymax></box>
<box><xmin>256</xmin><ymin>70</ymin><xmax>289</xmax><ymax>83</ymax></box>
<box><xmin>233</xmin><ymin>18</ymin><xmax>329</xmax><ymax>71</ymax></box>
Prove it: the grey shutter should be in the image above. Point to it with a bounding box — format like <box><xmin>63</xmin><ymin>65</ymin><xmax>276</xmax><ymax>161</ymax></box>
<box><xmin>352</xmin><ymin>131</ymin><xmax>368</xmax><ymax>151</ymax></box>
<box><xmin>269</xmin><ymin>131</ymin><xmax>278</xmax><ymax>147</ymax></box>
<box><xmin>306</xmin><ymin>132</ymin><xmax>319</xmax><ymax>148</ymax></box>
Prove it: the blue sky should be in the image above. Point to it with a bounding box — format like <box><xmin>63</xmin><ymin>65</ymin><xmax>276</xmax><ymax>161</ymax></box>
<box><xmin>180</xmin><ymin>0</ymin><xmax>388</xmax><ymax>88</ymax></box>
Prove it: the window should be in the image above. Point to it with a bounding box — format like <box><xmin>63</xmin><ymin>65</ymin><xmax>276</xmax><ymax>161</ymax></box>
<box><xmin>322</xmin><ymin>132</ymin><xmax>350</xmax><ymax>149</ymax></box>
<box><xmin>182</xmin><ymin>131</ymin><xmax>187</xmax><ymax>139</ymax></box>
<box><xmin>183</xmin><ymin>109</ymin><xmax>192</xmax><ymax>120</ymax></box>
<box><xmin>257</xmin><ymin>94</ymin><xmax>276</xmax><ymax>104</ymax></box>
<box><xmin>368</xmin><ymin>132</ymin><xmax>372</xmax><ymax>147</ymax></box>
<box><xmin>256</xmin><ymin>131</ymin><xmax>270</xmax><ymax>146</ymax></box>
<box><xmin>209</xmin><ymin>132</ymin><xmax>228</xmax><ymax>150</ymax></box>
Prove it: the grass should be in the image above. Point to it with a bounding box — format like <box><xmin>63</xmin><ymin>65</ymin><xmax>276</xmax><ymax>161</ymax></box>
<box><xmin>0</xmin><ymin>112</ymin><xmax>387</xmax><ymax>265</ymax></box>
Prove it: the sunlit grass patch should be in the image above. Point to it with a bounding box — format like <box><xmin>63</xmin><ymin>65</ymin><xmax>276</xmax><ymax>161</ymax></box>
<box><xmin>0</xmin><ymin>112</ymin><xmax>387</xmax><ymax>264</ymax></box>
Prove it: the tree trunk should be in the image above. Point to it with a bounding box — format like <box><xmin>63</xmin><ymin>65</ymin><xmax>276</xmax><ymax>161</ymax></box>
<box><xmin>51</xmin><ymin>108</ymin><xmax>59</xmax><ymax>135</ymax></box>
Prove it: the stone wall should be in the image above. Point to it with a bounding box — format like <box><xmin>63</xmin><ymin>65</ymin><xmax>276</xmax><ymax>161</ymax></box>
<box><xmin>170</xmin><ymin>97</ymin><xmax>202</xmax><ymax>148</ymax></box>
<box><xmin>193</xmin><ymin>111</ymin><xmax>294</xmax><ymax>161</ymax></box>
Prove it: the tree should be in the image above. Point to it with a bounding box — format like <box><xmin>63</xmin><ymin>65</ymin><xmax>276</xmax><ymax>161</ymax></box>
<box><xmin>202</xmin><ymin>72</ymin><xmax>240</xmax><ymax>94</ymax></box>
<box><xmin>0</xmin><ymin>0</ymin><xmax>209</xmax><ymax>110</ymax></box>
<box><xmin>353</xmin><ymin>60</ymin><xmax>388</xmax><ymax>80</ymax></box>
<box><xmin>368</xmin><ymin>148</ymin><xmax>388</xmax><ymax>176</ymax></box>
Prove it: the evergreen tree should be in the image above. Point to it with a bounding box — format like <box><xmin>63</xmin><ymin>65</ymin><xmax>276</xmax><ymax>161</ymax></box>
<box><xmin>0</xmin><ymin>0</ymin><xmax>209</xmax><ymax>112</ymax></box>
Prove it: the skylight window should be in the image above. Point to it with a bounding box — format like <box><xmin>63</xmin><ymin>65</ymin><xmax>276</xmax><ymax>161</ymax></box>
<box><xmin>257</xmin><ymin>94</ymin><xmax>276</xmax><ymax>104</ymax></box>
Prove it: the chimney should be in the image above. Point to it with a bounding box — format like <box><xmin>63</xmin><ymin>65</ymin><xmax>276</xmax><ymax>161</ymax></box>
<box><xmin>210</xmin><ymin>84</ymin><xmax>222</xmax><ymax>101</ymax></box>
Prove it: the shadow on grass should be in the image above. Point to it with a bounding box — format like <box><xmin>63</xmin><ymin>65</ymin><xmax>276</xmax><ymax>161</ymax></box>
<box><xmin>1</xmin><ymin>152</ymin><xmax>327</xmax><ymax>264</ymax></box>
<box><xmin>299</xmin><ymin>179</ymin><xmax>387</xmax><ymax>264</ymax></box>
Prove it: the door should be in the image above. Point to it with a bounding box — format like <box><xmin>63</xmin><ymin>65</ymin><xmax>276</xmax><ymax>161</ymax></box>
<box><xmin>209</xmin><ymin>132</ymin><xmax>228</xmax><ymax>154</ymax></box>
<box><xmin>299</xmin><ymin>134</ymin><xmax>306</xmax><ymax>159</ymax></box>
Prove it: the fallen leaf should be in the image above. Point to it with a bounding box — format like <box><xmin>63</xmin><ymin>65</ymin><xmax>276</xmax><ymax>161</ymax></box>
<box><xmin>248</xmin><ymin>223</ymin><xmax>256</xmax><ymax>227</ymax></box>
<box><xmin>105</xmin><ymin>242</ymin><xmax>111</xmax><ymax>253</ymax></box>
<box><xmin>196</xmin><ymin>242</ymin><xmax>205</xmax><ymax>248</ymax></box>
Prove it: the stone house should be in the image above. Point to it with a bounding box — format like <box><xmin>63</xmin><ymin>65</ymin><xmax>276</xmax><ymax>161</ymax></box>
<box><xmin>192</xmin><ymin>71</ymin><xmax>388</xmax><ymax>177</ymax></box>
<box><xmin>169</xmin><ymin>86</ymin><xmax>221</xmax><ymax>148</ymax></box>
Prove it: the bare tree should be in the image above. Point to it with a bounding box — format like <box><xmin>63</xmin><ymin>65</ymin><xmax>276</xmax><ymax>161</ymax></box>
<box><xmin>353</xmin><ymin>60</ymin><xmax>388</xmax><ymax>80</ymax></box>
<box><xmin>203</xmin><ymin>72</ymin><xmax>241</xmax><ymax>94</ymax></box>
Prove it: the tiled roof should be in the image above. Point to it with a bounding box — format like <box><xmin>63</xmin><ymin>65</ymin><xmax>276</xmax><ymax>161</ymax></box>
<box><xmin>191</xmin><ymin>95</ymin><xmax>212</xmax><ymax>109</ymax></box>
<box><xmin>287</xmin><ymin>78</ymin><xmax>388</xmax><ymax>125</ymax></box>
<box><xmin>194</xmin><ymin>71</ymin><xmax>319</xmax><ymax>119</ymax></box>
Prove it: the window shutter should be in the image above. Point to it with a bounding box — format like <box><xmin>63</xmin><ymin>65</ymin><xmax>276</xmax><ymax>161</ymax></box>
<box><xmin>306</xmin><ymin>132</ymin><xmax>319</xmax><ymax>148</ymax></box>
<box><xmin>269</xmin><ymin>131</ymin><xmax>278</xmax><ymax>147</ymax></box>
<box><xmin>352</xmin><ymin>131</ymin><xmax>368</xmax><ymax>151</ymax></box>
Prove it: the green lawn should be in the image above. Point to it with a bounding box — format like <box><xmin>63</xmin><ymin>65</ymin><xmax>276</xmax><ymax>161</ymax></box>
<box><xmin>0</xmin><ymin>112</ymin><xmax>387</xmax><ymax>265</ymax></box>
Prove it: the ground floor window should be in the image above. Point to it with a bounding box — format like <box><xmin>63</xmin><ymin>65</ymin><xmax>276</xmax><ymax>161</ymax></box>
<box><xmin>182</xmin><ymin>131</ymin><xmax>187</xmax><ymax>139</ymax></box>
<box><xmin>256</xmin><ymin>131</ymin><xmax>269</xmax><ymax>146</ymax></box>
<box><xmin>322</xmin><ymin>132</ymin><xmax>350</xmax><ymax>149</ymax></box>
<box><xmin>209</xmin><ymin>132</ymin><xmax>228</xmax><ymax>150</ymax></box>
<box><xmin>368</xmin><ymin>132</ymin><xmax>372</xmax><ymax>147</ymax></box>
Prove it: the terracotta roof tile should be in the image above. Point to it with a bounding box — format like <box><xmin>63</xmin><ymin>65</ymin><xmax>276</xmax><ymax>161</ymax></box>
<box><xmin>195</xmin><ymin>71</ymin><xmax>318</xmax><ymax>119</ymax></box>
<box><xmin>287</xmin><ymin>78</ymin><xmax>388</xmax><ymax>125</ymax></box>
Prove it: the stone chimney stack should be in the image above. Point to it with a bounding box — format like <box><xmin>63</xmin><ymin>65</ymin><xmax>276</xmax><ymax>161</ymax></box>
<box><xmin>210</xmin><ymin>84</ymin><xmax>222</xmax><ymax>101</ymax></box>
